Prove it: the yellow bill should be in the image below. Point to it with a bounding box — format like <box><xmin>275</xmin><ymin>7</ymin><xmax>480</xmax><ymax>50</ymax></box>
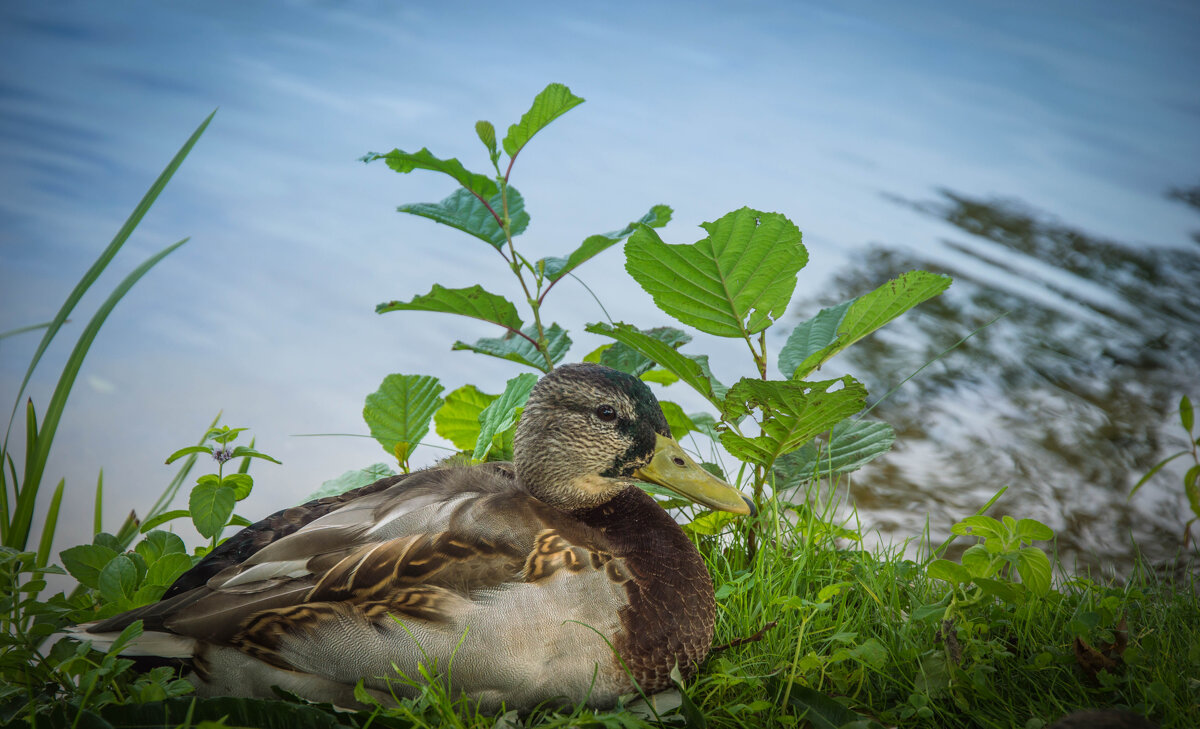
<box><xmin>634</xmin><ymin>433</ymin><xmax>752</xmax><ymax>515</ymax></box>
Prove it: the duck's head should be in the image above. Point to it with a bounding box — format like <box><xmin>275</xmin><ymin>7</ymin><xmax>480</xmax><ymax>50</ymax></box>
<box><xmin>513</xmin><ymin>362</ymin><xmax>751</xmax><ymax>515</ymax></box>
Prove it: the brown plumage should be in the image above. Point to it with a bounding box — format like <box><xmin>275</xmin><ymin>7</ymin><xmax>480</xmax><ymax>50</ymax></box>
<box><xmin>74</xmin><ymin>363</ymin><xmax>750</xmax><ymax>710</ymax></box>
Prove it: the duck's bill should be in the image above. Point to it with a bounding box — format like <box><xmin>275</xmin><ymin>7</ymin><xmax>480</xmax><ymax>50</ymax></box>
<box><xmin>634</xmin><ymin>434</ymin><xmax>752</xmax><ymax>515</ymax></box>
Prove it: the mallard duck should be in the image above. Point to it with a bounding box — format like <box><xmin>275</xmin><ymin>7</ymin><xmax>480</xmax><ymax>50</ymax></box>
<box><xmin>74</xmin><ymin>363</ymin><xmax>751</xmax><ymax>711</ymax></box>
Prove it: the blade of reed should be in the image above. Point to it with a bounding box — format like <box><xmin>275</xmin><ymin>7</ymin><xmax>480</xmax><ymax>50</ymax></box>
<box><xmin>35</xmin><ymin>479</ymin><xmax>65</xmax><ymax>568</ymax></box>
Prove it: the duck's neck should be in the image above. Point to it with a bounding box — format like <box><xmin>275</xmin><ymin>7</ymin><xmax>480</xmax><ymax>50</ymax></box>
<box><xmin>570</xmin><ymin>486</ymin><xmax>716</xmax><ymax>692</ymax></box>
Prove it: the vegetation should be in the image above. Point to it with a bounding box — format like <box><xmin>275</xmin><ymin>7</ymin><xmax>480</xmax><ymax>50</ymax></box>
<box><xmin>1</xmin><ymin>85</ymin><xmax>1196</xmax><ymax>728</ymax></box>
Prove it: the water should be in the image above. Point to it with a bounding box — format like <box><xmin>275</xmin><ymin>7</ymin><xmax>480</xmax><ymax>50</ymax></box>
<box><xmin>2</xmin><ymin>0</ymin><xmax>1197</xmax><ymax>574</ymax></box>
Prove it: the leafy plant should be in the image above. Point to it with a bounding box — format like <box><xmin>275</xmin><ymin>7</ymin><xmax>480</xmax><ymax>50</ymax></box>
<box><xmin>1129</xmin><ymin>394</ymin><xmax>1199</xmax><ymax>546</ymax></box>
<box><xmin>925</xmin><ymin>514</ymin><xmax>1056</xmax><ymax>612</ymax></box>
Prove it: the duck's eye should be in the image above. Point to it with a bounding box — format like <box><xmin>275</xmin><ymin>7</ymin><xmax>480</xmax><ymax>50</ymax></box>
<box><xmin>596</xmin><ymin>404</ymin><xmax>617</xmax><ymax>422</ymax></box>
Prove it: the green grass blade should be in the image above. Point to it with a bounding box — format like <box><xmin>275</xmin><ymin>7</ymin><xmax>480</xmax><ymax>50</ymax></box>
<box><xmin>35</xmin><ymin>478</ymin><xmax>65</xmax><ymax>568</ymax></box>
<box><xmin>0</xmin><ymin>321</ymin><xmax>54</xmax><ymax>341</ymax></box>
<box><xmin>93</xmin><ymin>469</ymin><xmax>104</xmax><ymax>536</ymax></box>
<box><xmin>1</xmin><ymin>111</ymin><xmax>214</xmax><ymax>461</ymax></box>
<box><xmin>9</xmin><ymin>237</ymin><xmax>191</xmax><ymax>549</ymax></box>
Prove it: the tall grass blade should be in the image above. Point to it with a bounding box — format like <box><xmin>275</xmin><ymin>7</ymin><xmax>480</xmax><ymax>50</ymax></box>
<box><xmin>0</xmin><ymin>321</ymin><xmax>55</xmax><ymax>341</ymax></box>
<box><xmin>93</xmin><ymin>469</ymin><xmax>104</xmax><ymax>536</ymax></box>
<box><xmin>8</xmin><ymin>237</ymin><xmax>191</xmax><ymax>549</ymax></box>
<box><xmin>35</xmin><ymin>479</ymin><xmax>64</xmax><ymax>568</ymax></box>
<box><xmin>1</xmin><ymin>111</ymin><xmax>214</xmax><ymax>458</ymax></box>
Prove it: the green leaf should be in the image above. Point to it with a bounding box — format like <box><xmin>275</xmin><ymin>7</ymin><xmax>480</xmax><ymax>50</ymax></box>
<box><xmin>502</xmin><ymin>82</ymin><xmax>585</xmax><ymax>158</ymax></box>
<box><xmin>782</xmin><ymin>685</ymin><xmax>864</xmax><ymax>729</ymax></box>
<box><xmin>973</xmin><ymin>577</ymin><xmax>1025</xmax><ymax>604</ymax></box>
<box><xmin>189</xmin><ymin>481</ymin><xmax>236</xmax><ymax>540</ymax></box>
<box><xmin>682</xmin><ymin>510</ymin><xmax>740</xmax><ymax>536</ymax></box>
<box><xmin>35</xmin><ymin>478</ymin><xmax>64</xmax><ymax>569</ymax></box>
<box><xmin>778</xmin><ymin>301</ymin><xmax>853</xmax><ymax>378</ymax></box>
<box><xmin>782</xmin><ymin>270</ymin><xmax>952</xmax><ymax>380</ymax></box>
<box><xmin>718</xmin><ymin>377</ymin><xmax>868</xmax><ymax>467</ymax></box>
<box><xmin>960</xmin><ymin>544</ymin><xmax>995</xmax><ymax>579</ymax></box>
<box><xmin>398</xmin><ymin>186</ymin><xmax>529</xmax><ymax>249</ymax></box>
<box><xmin>378</xmin><ymin>284</ymin><xmax>523</xmax><ymax>333</ymax></box>
<box><xmin>951</xmin><ymin>515</ymin><xmax>1004</xmax><ymax>540</ymax></box>
<box><xmin>134</xmin><ymin>531</ymin><xmax>187</xmax><ymax>565</ymax></box>
<box><xmin>363</xmin><ymin>374</ymin><xmax>444</xmax><ymax>464</ymax></box>
<box><xmin>585</xmin><ymin>322</ymin><xmax>723</xmax><ymax>406</ymax></box>
<box><xmin>221</xmin><ymin>473</ymin><xmax>253</xmax><ymax>501</ymax></box>
<box><xmin>452</xmin><ymin>323</ymin><xmax>570</xmax><ymax>372</ymax></box>
<box><xmin>435</xmin><ymin>385</ymin><xmax>499</xmax><ymax>452</ymax></box>
<box><xmin>1184</xmin><ymin>468</ymin><xmax>1200</xmax><ymax>520</ymax></box>
<box><xmin>138</xmin><ymin>509</ymin><xmax>191</xmax><ymax>533</ymax></box>
<box><xmin>228</xmin><ymin>446</ymin><xmax>281</xmax><ymax>465</ymax></box>
<box><xmin>639</xmin><ymin>369</ymin><xmax>679</xmax><ymax>386</ymax></box>
<box><xmin>659</xmin><ymin>401</ymin><xmax>695</xmax><ymax>440</ymax></box>
<box><xmin>775</xmin><ymin>419</ymin><xmax>895</xmax><ymax>487</ymax></box>
<box><xmin>540</xmin><ymin>205</ymin><xmax>673</xmax><ymax>283</ymax></box>
<box><xmin>1014</xmin><ymin>518</ymin><xmax>1054</xmax><ymax>543</ymax></box>
<box><xmin>475</xmin><ymin>120</ymin><xmax>499</xmax><ymax>164</ymax></box>
<box><xmin>164</xmin><ymin>444</ymin><xmax>213</xmax><ymax>465</ymax></box>
<box><xmin>625</xmin><ymin>207</ymin><xmax>807</xmax><ymax>338</ymax></box>
<box><xmin>98</xmin><ymin>554</ymin><xmax>137</xmax><ymax>603</ymax></box>
<box><xmin>599</xmin><ymin>326</ymin><xmax>690</xmax><ymax>376</ymax></box>
<box><xmin>363</xmin><ymin>147</ymin><xmax>497</xmax><ymax>198</ymax></box>
<box><xmin>1015</xmin><ymin>547</ymin><xmax>1052</xmax><ymax>595</ymax></box>
<box><xmin>59</xmin><ymin>544</ymin><xmax>119</xmax><ymax>589</ymax></box>
<box><xmin>1128</xmin><ymin>450</ymin><xmax>1188</xmax><ymax>499</ymax></box>
<box><xmin>307</xmin><ymin>464</ymin><xmax>398</xmax><ymax>501</ymax></box>
<box><xmin>145</xmin><ymin>552</ymin><xmax>193</xmax><ymax>588</ymax></box>
<box><xmin>927</xmin><ymin>558</ymin><xmax>970</xmax><ymax>586</ymax></box>
<box><xmin>474</xmin><ymin>374</ymin><xmax>537</xmax><ymax>461</ymax></box>
<box><xmin>1181</xmin><ymin>394</ymin><xmax>1194</xmax><ymax>434</ymax></box>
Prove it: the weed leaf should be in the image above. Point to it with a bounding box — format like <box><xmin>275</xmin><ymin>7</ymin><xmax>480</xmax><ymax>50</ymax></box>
<box><xmin>502</xmin><ymin>82</ymin><xmax>585</xmax><ymax>159</ymax></box>
<box><xmin>775</xmin><ymin>419</ymin><xmax>895</xmax><ymax>487</ymax></box>
<box><xmin>398</xmin><ymin>187</ymin><xmax>528</xmax><ymax>249</ymax></box>
<box><xmin>363</xmin><ymin>147</ymin><xmax>497</xmax><ymax>198</ymax></box>
<box><xmin>719</xmin><ymin>377</ymin><xmax>867</xmax><ymax>466</ymax></box>
<box><xmin>586</xmin><ymin>322</ymin><xmax>723</xmax><ymax>406</ymax></box>
<box><xmin>540</xmin><ymin>204</ymin><xmax>672</xmax><ymax>283</ymax></box>
<box><xmin>378</xmin><ymin>284</ymin><xmax>524</xmax><ymax>332</ymax></box>
<box><xmin>435</xmin><ymin>385</ymin><xmax>499</xmax><ymax>452</ymax></box>
<box><xmin>599</xmin><ymin>326</ymin><xmax>691</xmax><ymax>377</ymax></box>
<box><xmin>625</xmin><ymin>207</ymin><xmax>806</xmax><ymax>337</ymax></box>
<box><xmin>363</xmin><ymin>374</ymin><xmax>444</xmax><ymax>465</ymax></box>
<box><xmin>189</xmin><ymin>481</ymin><xmax>235</xmax><ymax>540</ymax></box>
<box><xmin>781</xmin><ymin>270</ymin><xmax>951</xmax><ymax>379</ymax></box>
<box><xmin>60</xmin><ymin>543</ymin><xmax>119</xmax><ymax>590</ymax></box>
<box><xmin>474</xmin><ymin>374</ymin><xmax>537</xmax><ymax>461</ymax></box>
<box><xmin>452</xmin><ymin>323</ymin><xmax>570</xmax><ymax>372</ymax></box>
<box><xmin>306</xmin><ymin>463</ymin><xmax>397</xmax><ymax>501</ymax></box>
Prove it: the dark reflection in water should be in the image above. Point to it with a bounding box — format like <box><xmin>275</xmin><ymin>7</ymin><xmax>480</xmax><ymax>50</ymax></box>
<box><xmin>808</xmin><ymin>188</ymin><xmax>1200</xmax><ymax>576</ymax></box>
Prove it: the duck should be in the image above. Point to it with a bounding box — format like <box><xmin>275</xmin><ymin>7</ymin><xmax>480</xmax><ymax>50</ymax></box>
<box><xmin>73</xmin><ymin>362</ymin><xmax>752</xmax><ymax>711</ymax></box>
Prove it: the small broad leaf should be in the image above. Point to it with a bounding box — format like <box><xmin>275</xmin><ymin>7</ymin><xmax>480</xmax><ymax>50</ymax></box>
<box><xmin>540</xmin><ymin>204</ymin><xmax>673</xmax><ymax>283</ymax></box>
<box><xmin>927</xmin><ymin>558</ymin><xmax>971</xmax><ymax>586</ymax></box>
<box><xmin>775</xmin><ymin>419</ymin><xmax>895</xmax><ymax>487</ymax></box>
<box><xmin>626</xmin><ymin>208</ymin><xmax>807</xmax><ymax>338</ymax></box>
<box><xmin>361</xmin><ymin>147</ymin><xmax>498</xmax><ymax>199</ymax></box>
<box><xmin>164</xmin><ymin>445</ymin><xmax>214</xmax><ymax>464</ymax></box>
<box><xmin>1014</xmin><ymin>518</ymin><xmax>1054</xmax><ymax>544</ymax></box>
<box><xmin>973</xmin><ymin>577</ymin><xmax>1025</xmax><ymax>603</ymax></box>
<box><xmin>952</xmin><ymin>515</ymin><xmax>1004</xmax><ymax>540</ymax></box>
<box><xmin>98</xmin><ymin>554</ymin><xmax>137</xmax><ymax>603</ymax></box>
<box><xmin>502</xmin><ymin>82</ymin><xmax>585</xmax><ymax>158</ymax></box>
<box><xmin>474</xmin><ymin>373</ymin><xmax>538</xmax><ymax>461</ymax></box>
<box><xmin>1016</xmin><ymin>547</ymin><xmax>1052</xmax><ymax>595</ymax></box>
<box><xmin>190</xmin><ymin>481</ymin><xmax>236</xmax><ymax>539</ymax></box>
<box><xmin>782</xmin><ymin>685</ymin><xmax>866</xmax><ymax>729</ymax></box>
<box><xmin>586</xmin><ymin>322</ymin><xmax>722</xmax><ymax>406</ymax></box>
<box><xmin>59</xmin><ymin>544</ymin><xmax>119</xmax><ymax>590</ymax></box>
<box><xmin>228</xmin><ymin>446</ymin><xmax>281</xmax><ymax>465</ymax></box>
<box><xmin>1181</xmin><ymin>394</ymin><xmax>1194</xmax><ymax>433</ymax></box>
<box><xmin>221</xmin><ymin>473</ymin><xmax>253</xmax><ymax>501</ymax></box>
<box><xmin>600</xmin><ymin>326</ymin><xmax>691</xmax><ymax>376</ymax></box>
<box><xmin>134</xmin><ymin>531</ymin><xmax>187</xmax><ymax>565</ymax></box>
<box><xmin>960</xmin><ymin>544</ymin><xmax>994</xmax><ymax>578</ymax></box>
<box><xmin>778</xmin><ymin>300</ymin><xmax>853</xmax><ymax>378</ymax></box>
<box><xmin>363</xmin><ymin>374</ymin><xmax>444</xmax><ymax>464</ymax></box>
<box><xmin>435</xmin><ymin>385</ymin><xmax>499</xmax><ymax>452</ymax></box>
<box><xmin>639</xmin><ymin>368</ymin><xmax>679</xmax><ymax>386</ymax></box>
<box><xmin>1185</xmin><ymin>467</ymin><xmax>1200</xmax><ymax>520</ymax></box>
<box><xmin>306</xmin><ymin>463</ymin><xmax>398</xmax><ymax>501</ymax></box>
<box><xmin>719</xmin><ymin>377</ymin><xmax>868</xmax><ymax>467</ymax></box>
<box><xmin>682</xmin><ymin>510</ymin><xmax>739</xmax><ymax>536</ymax></box>
<box><xmin>378</xmin><ymin>283</ymin><xmax>523</xmax><ymax>332</ymax></box>
<box><xmin>398</xmin><ymin>186</ymin><xmax>529</xmax><ymax>249</ymax></box>
<box><xmin>475</xmin><ymin>121</ymin><xmax>499</xmax><ymax>164</ymax></box>
<box><xmin>452</xmin><ymin>323</ymin><xmax>570</xmax><ymax>372</ymax></box>
<box><xmin>786</xmin><ymin>270</ymin><xmax>952</xmax><ymax>380</ymax></box>
<box><xmin>658</xmin><ymin>401</ymin><xmax>695</xmax><ymax>440</ymax></box>
<box><xmin>145</xmin><ymin>553</ymin><xmax>193</xmax><ymax>588</ymax></box>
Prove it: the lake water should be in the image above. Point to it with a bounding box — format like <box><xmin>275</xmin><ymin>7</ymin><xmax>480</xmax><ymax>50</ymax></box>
<box><xmin>2</xmin><ymin>0</ymin><xmax>1198</xmax><ymax>576</ymax></box>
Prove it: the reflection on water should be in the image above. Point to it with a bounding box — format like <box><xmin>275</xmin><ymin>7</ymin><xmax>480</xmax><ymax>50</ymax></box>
<box><xmin>808</xmin><ymin>188</ymin><xmax>1200</xmax><ymax>575</ymax></box>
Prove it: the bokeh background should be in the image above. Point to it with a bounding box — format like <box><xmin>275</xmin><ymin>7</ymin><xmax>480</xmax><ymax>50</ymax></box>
<box><xmin>2</xmin><ymin>0</ymin><xmax>1197</xmax><ymax>575</ymax></box>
